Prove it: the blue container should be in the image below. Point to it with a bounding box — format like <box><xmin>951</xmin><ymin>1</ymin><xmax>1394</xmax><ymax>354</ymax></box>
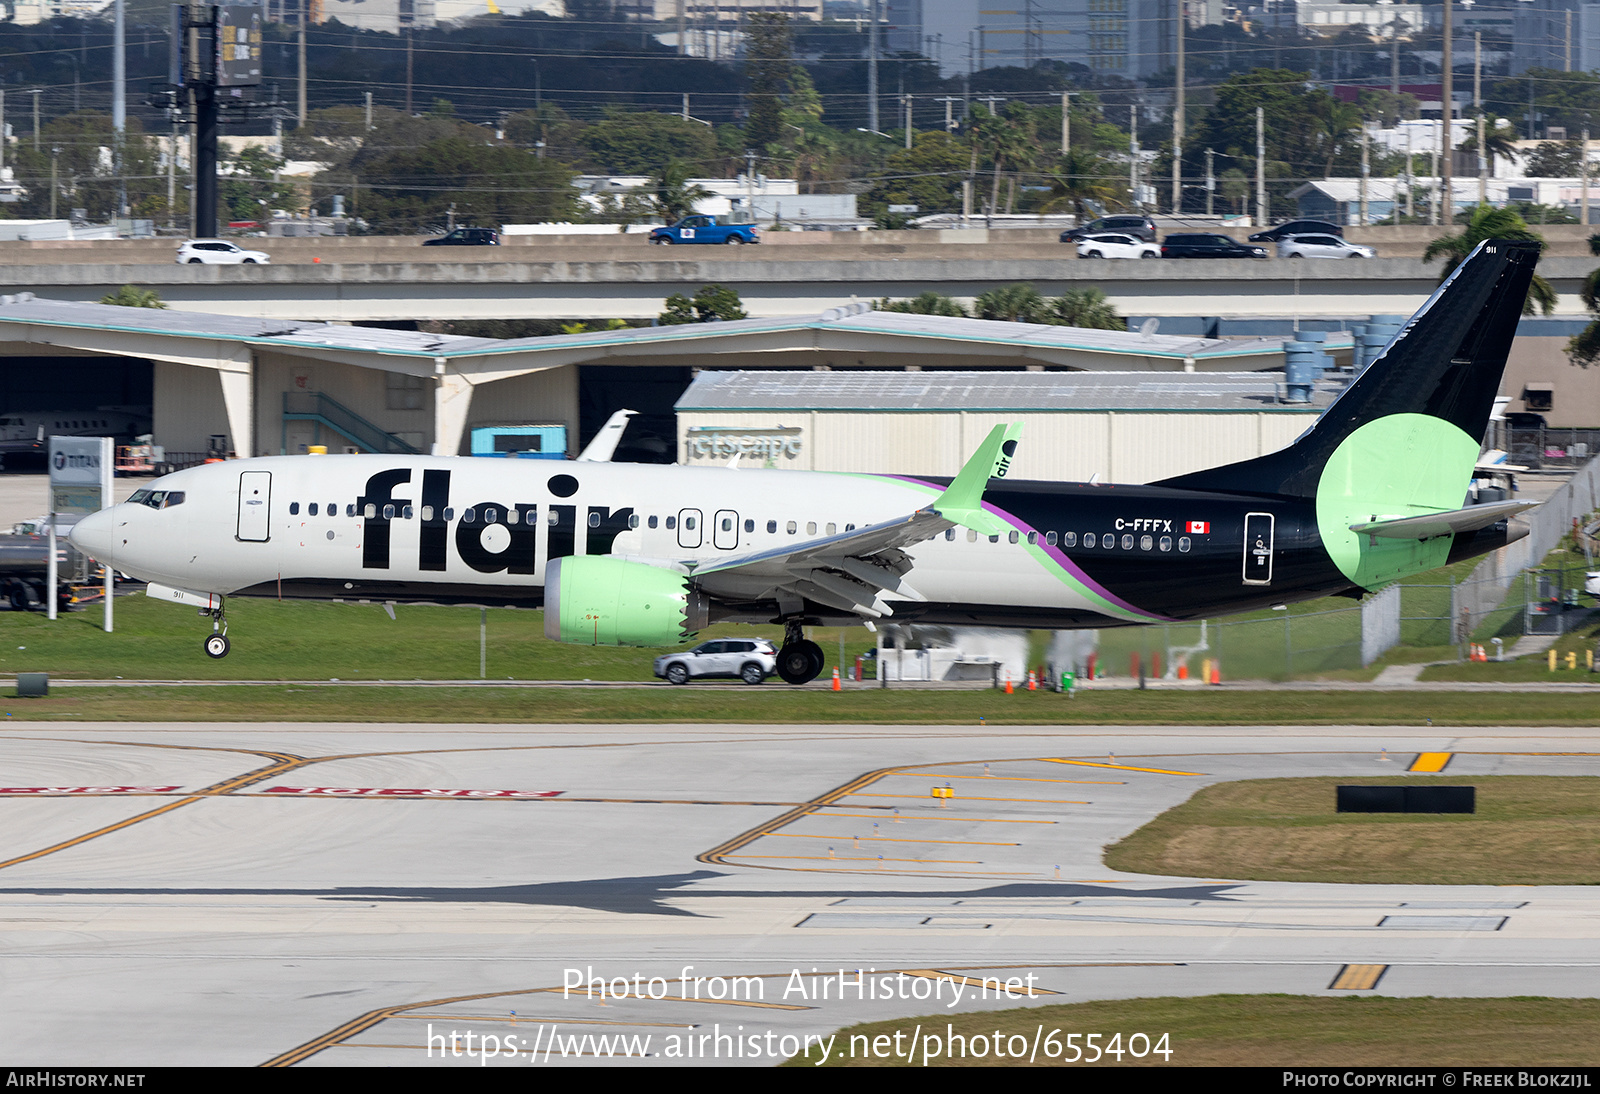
<box><xmin>470</xmin><ymin>425</ymin><xmax>568</xmax><ymax>459</ymax></box>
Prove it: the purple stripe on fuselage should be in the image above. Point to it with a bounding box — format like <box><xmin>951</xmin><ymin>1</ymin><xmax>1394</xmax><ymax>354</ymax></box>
<box><xmin>882</xmin><ymin>474</ymin><xmax>1171</xmax><ymax>622</ymax></box>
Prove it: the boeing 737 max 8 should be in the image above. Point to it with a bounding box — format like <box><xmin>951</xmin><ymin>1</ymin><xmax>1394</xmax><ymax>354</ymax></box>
<box><xmin>69</xmin><ymin>240</ymin><xmax>1540</xmax><ymax>684</ymax></box>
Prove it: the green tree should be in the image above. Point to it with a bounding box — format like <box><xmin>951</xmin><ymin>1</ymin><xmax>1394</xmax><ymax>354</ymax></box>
<box><xmin>1048</xmin><ymin>287</ymin><xmax>1122</xmax><ymax>331</ymax></box>
<box><xmin>100</xmin><ymin>285</ymin><xmax>167</xmax><ymax>309</ymax></box>
<box><xmin>1524</xmin><ymin>141</ymin><xmax>1583</xmax><ymax>177</ymax></box>
<box><xmin>860</xmin><ymin>132</ymin><xmax>970</xmax><ymax>221</ymax></box>
<box><xmin>659</xmin><ymin>284</ymin><xmax>747</xmax><ymax>325</ymax></box>
<box><xmin>352</xmin><ymin>136</ymin><xmax>580</xmax><ymax>233</ymax></box>
<box><xmin>1043</xmin><ymin>148</ymin><xmax>1126</xmax><ymax>220</ymax></box>
<box><xmin>579</xmin><ymin>110</ymin><xmax>720</xmax><ymax>176</ymax></box>
<box><xmin>1423</xmin><ymin>205</ymin><xmax>1557</xmax><ymax>316</ymax></box>
<box><xmin>744</xmin><ymin>12</ymin><xmax>794</xmax><ymax>151</ymax></box>
<box><xmin>651</xmin><ymin>161</ymin><xmax>714</xmax><ymax>224</ymax></box>
<box><xmin>876</xmin><ymin>292</ymin><xmax>968</xmax><ymax>317</ymax></box>
<box><xmin>220</xmin><ymin>145</ymin><xmax>302</xmax><ymax>223</ymax></box>
<box><xmin>1567</xmin><ymin>233</ymin><xmax>1600</xmax><ymax>366</ymax></box>
<box><xmin>975</xmin><ymin>283</ymin><xmax>1049</xmax><ymax>323</ymax></box>
<box><xmin>1457</xmin><ymin>121</ymin><xmax>1522</xmax><ymax>175</ymax></box>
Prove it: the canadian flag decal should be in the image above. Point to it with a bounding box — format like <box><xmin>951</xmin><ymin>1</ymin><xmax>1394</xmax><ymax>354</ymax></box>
<box><xmin>1186</xmin><ymin>521</ymin><xmax>1210</xmax><ymax>534</ymax></box>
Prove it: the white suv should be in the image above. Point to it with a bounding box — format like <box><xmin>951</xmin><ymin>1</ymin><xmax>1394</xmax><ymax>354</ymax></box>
<box><xmin>176</xmin><ymin>239</ymin><xmax>271</xmax><ymax>265</ymax></box>
<box><xmin>654</xmin><ymin>639</ymin><xmax>778</xmax><ymax>685</ymax></box>
<box><xmin>1276</xmin><ymin>234</ymin><xmax>1373</xmax><ymax>260</ymax></box>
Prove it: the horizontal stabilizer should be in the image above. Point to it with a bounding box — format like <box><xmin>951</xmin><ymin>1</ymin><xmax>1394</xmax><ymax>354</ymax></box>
<box><xmin>1348</xmin><ymin>500</ymin><xmax>1537</xmax><ymax>541</ymax></box>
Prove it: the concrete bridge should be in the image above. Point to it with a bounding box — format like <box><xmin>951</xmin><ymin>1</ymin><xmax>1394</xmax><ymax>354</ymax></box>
<box><xmin>0</xmin><ymin>227</ymin><xmax>1591</xmax><ymax>323</ymax></box>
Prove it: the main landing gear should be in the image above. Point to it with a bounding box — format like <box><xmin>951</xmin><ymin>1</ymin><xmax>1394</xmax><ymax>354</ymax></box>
<box><xmin>776</xmin><ymin>619</ymin><xmax>824</xmax><ymax>685</ymax></box>
<box><xmin>202</xmin><ymin>600</ymin><xmax>230</xmax><ymax>658</ymax></box>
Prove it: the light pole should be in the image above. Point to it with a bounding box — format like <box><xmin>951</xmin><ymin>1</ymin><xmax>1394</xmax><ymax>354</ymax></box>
<box><xmin>49</xmin><ymin>146</ymin><xmax>60</xmax><ymax>219</ymax></box>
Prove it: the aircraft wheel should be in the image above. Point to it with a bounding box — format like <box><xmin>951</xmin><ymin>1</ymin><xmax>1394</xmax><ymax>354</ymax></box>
<box><xmin>204</xmin><ymin>634</ymin><xmax>231</xmax><ymax>659</ymax></box>
<box><xmin>777</xmin><ymin>640</ymin><xmax>824</xmax><ymax>685</ymax></box>
<box><xmin>665</xmin><ymin>662</ymin><xmax>690</xmax><ymax>685</ymax></box>
<box><xmin>740</xmin><ymin>662</ymin><xmax>766</xmax><ymax>685</ymax></box>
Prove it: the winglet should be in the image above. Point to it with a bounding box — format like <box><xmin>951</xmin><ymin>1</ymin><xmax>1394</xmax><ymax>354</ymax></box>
<box><xmin>930</xmin><ymin>423</ymin><xmax>1022</xmax><ymax>533</ymax></box>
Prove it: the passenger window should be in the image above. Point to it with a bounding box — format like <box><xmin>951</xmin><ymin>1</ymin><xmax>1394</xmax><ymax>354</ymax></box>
<box><xmin>988</xmin><ymin>534</ymin><xmax>999</xmax><ymax>543</ymax></box>
<box><xmin>685</xmin><ymin>515</ymin><xmax>696</xmax><ymax>530</ymax></box>
<box><xmin>629</xmin><ymin>514</ymin><xmax>640</xmax><ymax>529</ymax></box>
<box><xmin>462</xmin><ymin>508</ymin><xmax>476</xmax><ymax>524</ymax></box>
<box><xmin>346</xmin><ymin>504</ymin><xmax>356</xmax><ymax>517</ymax></box>
<box><xmin>383</xmin><ymin>504</ymin><xmax>396</xmax><ymax>520</ymax></box>
<box><xmin>1026</xmin><ymin>531</ymin><xmax>1037</xmax><ymax>544</ymax></box>
<box><xmin>588</xmin><ymin>511</ymin><xmax>601</xmax><ymax>527</ymax></box>
<box><xmin>1062</xmin><ymin>531</ymin><xmax>1075</xmax><ymax>546</ymax></box>
<box><xmin>404</xmin><ymin>506</ymin><xmax>414</xmax><ymax>520</ymax></box>
<box><xmin>289</xmin><ymin>502</ymin><xmax>300</xmax><ymax>515</ymax></box>
<box><xmin>944</xmin><ymin>529</ymin><xmax>955</xmax><ymax>541</ymax></box>
<box><xmin>806</xmin><ymin>522</ymin><xmax>817</xmax><ymax>535</ymax></box>
<box><xmin>1046</xmin><ymin>531</ymin><xmax>1057</xmax><ymax>545</ymax></box>
<box><xmin>1008</xmin><ymin>531</ymin><xmax>1019</xmax><ymax>544</ymax></box>
<box><xmin>364</xmin><ymin>504</ymin><xmax>376</xmax><ymax>519</ymax></box>
<box><xmin>744</xmin><ymin>519</ymin><xmax>754</xmax><ymax>533</ymax></box>
<box><xmin>767</xmin><ymin>520</ymin><xmax>777</xmax><ymax>533</ymax></box>
<box><xmin>327</xmin><ymin>502</ymin><xmax>335</xmax><ymax>515</ymax></box>
<box><xmin>667</xmin><ymin>516</ymin><xmax>677</xmax><ymax>529</ymax></box>
<box><xmin>786</xmin><ymin>521</ymin><xmax>796</xmax><ymax>534</ymax></box>
<box><xmin>1121</xmin><ymin>534</ymin><xmax>1133</xmax><ymax>549</ymax></box>
<box><xmin>648</xmin><ymin>515</ymin><xmax>658</xmax><ymax>529</ymax></box>
<box><xmin>967</xmin><ymin>529</ymin><xmax>977</xmax><ymax>542</ymax></box>
<box><xmin>1140</xmin><ymin>535</ymin><xmax>1153</xmax><ymax>551</ymax></box>
<box><xmin>1179</xmin><ymin>536</ymin><xmax>1191</xmax><ymax>552</ymax></box>
<box><xmin>444</xmin><ymin>508</ymin><xmax>454</xmax><ymax>521</ymax></box>
<box><xmin>421</xmin><ymin>506</ymin><xmax>434</xmax><ymax>521</ymax></box>
<box><xmin>547</xmin><ymin>511</ymin><xmax>558</xmax><ymax>526</ymax></box>
<box><xmin>722</xmin><ymin>517</ymin><xmax>733</xmax><ymax>531</ymax></box>
<box><xmin>1160</xmin><ymin>536</ymin><xmax>1172</xmax><ymax>551</ymax></box>
<box><xmin>485</xmin><ymin>509</ymin><xmax>499</xmax><ymax>524</ymax></box>
<box><xmin>1084</xmin><ymin>533</ymin><xmax>1096</xmax><ymax>547</ymax></box>
<box><xmin>308</xmin><ymin>503</ymin><xmax>318</xmax><ymax>516</ymax></box>
<box><xmin>825</xmin><ymin>522</ymin><xmax>836</xmax><ymax>534</ymax></box>
<box><xmin>846</xmin><ymin>523</ymin><xmax>855</xmax><ymax>531</ymax></box>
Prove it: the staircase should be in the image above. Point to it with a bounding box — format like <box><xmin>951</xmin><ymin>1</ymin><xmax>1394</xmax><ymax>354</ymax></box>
<box><xmin>282</xmin><ymin>391</ymin><xmax>421</xmax><ymax>455</ymax></box>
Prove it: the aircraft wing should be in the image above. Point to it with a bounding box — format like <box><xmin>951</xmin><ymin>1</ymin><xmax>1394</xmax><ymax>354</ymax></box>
<box><xmin>689</xmin><ymin>423</ymin><xmax>1022</xmax><ymax>618</ymax></box>
<box><xmin>1348</xmin><ymin>499</ymin><xmax>1537</xmax><ymax>542</ymax></box>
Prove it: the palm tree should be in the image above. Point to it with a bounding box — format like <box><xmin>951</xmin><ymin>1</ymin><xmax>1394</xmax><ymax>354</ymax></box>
<box><xmin>1047</xmin><ymin>287</ymin><xmax>1122</xmax><ymax>331</ymax></box>
<box><xmin>1423</xmin><ymin>205</ymin><xmax>1557</xmax><ymax>315</ymax></box>
<box><xmin>877</xmin><ymin>292</ymin><xmax>969</xmax><ymax>317</ymax></box>
<box><xmin>651</xmin><ymin>161</ymin><xmax>714</xmax><ymax>224</ymax></box>
<box><xmin>1456</xmin><ymin>121</ymin><xmax>1521</xmax><ymax>176</ymax></box>
<box><xmin>1042</xmin><ymin>148</ymin><xmax>1124</xmax><ymax>220</ymax></box>
<box><xmin>975</xmin><ymin>283</ymin><xmax>1049</xmax><ymax>323</ymax></box>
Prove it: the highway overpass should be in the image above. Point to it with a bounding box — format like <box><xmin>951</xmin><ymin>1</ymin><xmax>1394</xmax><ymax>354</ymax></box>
<box><xmin>0</xmin><ymin>229</ymin><xmax>1592</xmax><ymax>324</ymax></box>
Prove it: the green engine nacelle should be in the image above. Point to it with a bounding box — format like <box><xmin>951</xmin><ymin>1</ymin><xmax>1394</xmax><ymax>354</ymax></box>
<box><xmin>543</xmin><ymin>556</ymin><xmax>709</xmax><ymax>646</ymax></box>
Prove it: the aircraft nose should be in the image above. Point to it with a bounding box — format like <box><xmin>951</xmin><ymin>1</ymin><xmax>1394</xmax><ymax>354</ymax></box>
<box><xmin>69</xmin><ymin>507</ymin><xmax>116</xmax><ymax>562</ymax></box>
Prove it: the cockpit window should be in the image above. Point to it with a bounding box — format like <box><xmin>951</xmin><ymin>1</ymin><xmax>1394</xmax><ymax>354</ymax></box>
<box><xmin>130</xmin><ymin>489</ymin><xmax>185</xmax><ymax>510</ymax></box>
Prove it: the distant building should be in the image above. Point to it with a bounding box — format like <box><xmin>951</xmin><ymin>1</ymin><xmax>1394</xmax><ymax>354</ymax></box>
<box><xmin>1512</xmin><ymin>0</ymin><xmax>1600</xmax><ymax>75</ymax></box>
<box><xmin>883</xmin><ymin>0</ymin><xmax>1176</xmax><ymax>79</ymax></box>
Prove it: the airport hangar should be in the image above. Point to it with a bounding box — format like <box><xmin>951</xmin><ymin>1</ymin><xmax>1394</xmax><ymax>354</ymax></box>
<box><xmin>0</xmin><ymin>295</ymin><xmax>1355</xmax><ymax>481</ymax></box>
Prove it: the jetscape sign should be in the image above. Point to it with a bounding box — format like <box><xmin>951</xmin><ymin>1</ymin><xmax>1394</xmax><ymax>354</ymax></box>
<box><xmin>263</xmin><ymin>786</ymin><xmax>565</xmax><ymax>799</ymax></box>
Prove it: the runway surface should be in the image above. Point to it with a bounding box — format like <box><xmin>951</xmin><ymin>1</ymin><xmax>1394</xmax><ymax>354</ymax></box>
<box><xmin>1</xmin><ymin>721</ymin><xmax>1598</xmax><ymax>1067</ymax></box>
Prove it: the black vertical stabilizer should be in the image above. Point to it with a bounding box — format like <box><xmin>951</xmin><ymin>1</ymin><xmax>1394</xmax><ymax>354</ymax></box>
<box><xmin>1154</xmin><ymin>239</ymin><xmax>1540</xmax><ymax>498</ymax></box>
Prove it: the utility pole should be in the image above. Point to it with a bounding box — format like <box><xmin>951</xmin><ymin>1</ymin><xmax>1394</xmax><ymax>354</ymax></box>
<box><xmin>1584</xmin><ymin>127</ymin><xmax>1590</xmax><ymax>228</ymax></box>
<box><xmin>1130</xmin><ymin>104</ymin><xmax>1140</xmax><ymax>210</ymax></box>
<box><xmin>1255</xmin><ymin>105</ymin><xmax>1266</xmax><ymax>227</ymax></box>
<box><xmin>682</xmin><ymin>92</ymin><xmax>690</xmax><ymax>122</ymax></box>
<box><xmin>1567</xmin><ymin>10</ymin><xmax>1574</xmax><ymax>73</ymax></box>
<box><xmin>365</xmin><ymin>90</ymin><xmax>373</xmax><ymax>131</ymax></box>
<box><xmin>1391</xmin><ymin>20</ymin><xmax>1400</xmax><ymax>95</ymax></box>
<box><xmin>405</xmin><ymin>28</ymin><xmax>414</xmax><ymax>114</ymax></box>
<box><xmin>1205</xmin><ymin>146</ymin><xmax>1214</xmax><ymax>215</ymax></box>
<box><xmin>1060</xmin><ymin>90</ymin><xmax>1069</xmax><ymax>156</ymax></box>
<box><xmin>1172</xmin><ymin>0</ymin><xmax>1184</xmax><ymax>215</ymax></box>
<box><xmin>1360</xmin><ymin>125</ymin><xmax>1369</xmax><ymax>225</ymax></box>
<box><xmin>0</xmin><ymin>92</ymin><xmax>6</xmax><ymax>177</ymax></box>
<box><xmin>936</xmin><ymin>95</ymin><xmax>960</xmax><ymax>133</ymax></box>
<box><xmin>30</xmin><ymin>88</ymin><xmax>40</xmax><ymax>150</ymax></box>
<box><xmin>49</xmin><ymin>146</ymin><xmax>58</xmax><ymax>219</ymax></box>
<box><xmin>904</xmin><ymin>94</ymin><xmax>913</xmax><ymax>149</ymax></box>
<box><xmin>676</xmin><ymin>0</ymin><xmax>685</xmax><ymax>56</ymax></box>
<box><xmin>113</xmin><ymin>0</ymin><xmax>126</xmax><ymax>216</ymax></box>
<box><xmin>297</xmin><ymin>0</ymin><xmax>307</xmax><ymax>126</ymax></box>
<box><xmin>868</xmin><ymin>0</ymin><xmax>879</xmax><ymax>133</ymax></box>
<box><xmin>1442</xmin><ymin>0</ymin><xmax>1453</xmax><ymax>226</ymax></box>
<box><xmin>1478</xmin><ymin>112</ymin><xmax>1488</xmax><ymax>205</ymax></box>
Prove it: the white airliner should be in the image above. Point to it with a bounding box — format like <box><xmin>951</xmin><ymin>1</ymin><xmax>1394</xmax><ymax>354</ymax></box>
<box><xmin>69</xmin><ymin>241</ymin><xmax>1541</xmax><ymax>685</ymax></box>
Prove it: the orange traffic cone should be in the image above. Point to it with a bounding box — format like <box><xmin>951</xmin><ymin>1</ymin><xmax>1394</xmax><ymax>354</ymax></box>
<box><xmin>1027</xmin><ymin>671</ymin><xmax>1037</xmax><ymax>691</ymax></box>
<box><xmin>1004</xmin><ymin>673</ymin><xmax>1014</xmax><ymax>694</ymax></box>
<box><xmin>1209</xmin><ymin>663</ymin><xmax>1222</xmax><ymax>685</ymax></box>
<box><xmin>831</xmin><ymin>667</ymin><xmax>841</xmax><ymax>691</ymax></box>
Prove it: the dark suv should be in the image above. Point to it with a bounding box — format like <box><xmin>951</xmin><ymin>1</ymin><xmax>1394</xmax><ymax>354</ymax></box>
<box><xmin>1248</xmin><ymin>220</ymin><xmax>1343</xmax><ymax>243</ymax></box>
<box><xmin>422</xmin><ymin>227</ymin><xmax>501</xmax><ymax>246</ymax></box>
<box><xmin>1060</xmin><ymin>215</ymin><xmax>1157</xmax><ymax>243</ymax></box>
<box><xmin>1160</xmin><ymin>233</ymin><xmax>1269</xmax><ymax>259</ymax></box>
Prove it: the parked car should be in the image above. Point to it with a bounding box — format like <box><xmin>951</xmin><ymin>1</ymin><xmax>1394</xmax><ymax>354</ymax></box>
<box><xmin>654</xmin><ymin>638</ymin><xmax>778</xmax><ymax>684</ymax></box>
<box><xmin>1160</xmin><ymin>233</ymin><xmax>1269</xmax><ymax>259</ymax></box>
<box><xmin>175</xmin><ymin>239</ymin><xmax>271</xmax><ymax>265</ymax></box>
<box><xmin>1276</xmin><ymin>234</ymin><xmax>1374</xmax><ymax>259</ymax></box>
<box><xmin>422</xmin><ymin>227</ymin><xmax>501</xmax><ymax>247</ymax></box>
<box><xmin>1059</xmin><ymin>215</ymin><xmax>1158</xmax><ymax>243</ymax></box>
<box><xmin>1076</xmin><ymin>233</ymin><xmax>1161</xmax><ymax>259</ymax></box>
<box><xmin>1248</xmin><ymin>220</ymin><xmax>1344</xmax><ymax>243</ymax></box>
<box><xmin>649</xmin><ymin>215</ymin><xmax>760</xmax><ymax>245</ymax></box>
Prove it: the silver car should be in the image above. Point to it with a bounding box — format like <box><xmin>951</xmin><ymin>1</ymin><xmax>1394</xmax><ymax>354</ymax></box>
<box><xmin>1277</xmin><ymin>234</ymin><xmax>1374</xmax><ymax>259</ymax></box>
<box><xmin>654</xmin><ymin>638</ymin><xmax>778</xmax><ymax>685</ymax></box>
<box><xmin>176</xmin><ymin>239</ymin><xmax>271</xmax><ymax>265</ymax></box>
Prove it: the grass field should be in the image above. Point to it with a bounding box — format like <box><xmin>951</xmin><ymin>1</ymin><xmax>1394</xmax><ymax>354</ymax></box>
<box><xmin>784</xmin><ymin>995</ymin><xmax>1600</xmax><ymax>1066</ymax></box>
<box><xmin>1104</xmin><ymin>776</ymin><xmax>1600</xmax><ymax>885</ymax></box>
<box><xmin>5</xmin><ymin>684</ymin><xmax>1600</xmax><ymax>724</ymax></box>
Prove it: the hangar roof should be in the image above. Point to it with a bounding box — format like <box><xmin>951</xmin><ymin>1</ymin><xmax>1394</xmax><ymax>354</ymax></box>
<box><xmin>0</xmin><ymin>295</ymin><xmax>1299</xmax><ymax>378</ymax></box>
<box><xmin>677</xmin><ymin>369</ymin><xmax>1344</xmax><ymax>413</ymax></box>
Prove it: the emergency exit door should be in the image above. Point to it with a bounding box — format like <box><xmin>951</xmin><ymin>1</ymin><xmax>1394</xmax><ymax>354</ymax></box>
<box><xmin>237</xmin><ymin>471</ymin><xmax>272</xmax><ymax>542</ymax></box>
<box><xmin>1242</xmin><ymin>512</ymin><xmax>1274</xmax><ymax>585</ymax></box>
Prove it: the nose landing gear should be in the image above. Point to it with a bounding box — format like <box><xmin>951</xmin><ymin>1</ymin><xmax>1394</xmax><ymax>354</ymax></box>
<box><xmin>776</xmin><ymin>619</ymin><xmax>825</xmax><ymax>685</ymax></box>
<box><xmin>201</xmin><ymin>600</ymin><xmax>230</xmax><ymax>658</ymax></box>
